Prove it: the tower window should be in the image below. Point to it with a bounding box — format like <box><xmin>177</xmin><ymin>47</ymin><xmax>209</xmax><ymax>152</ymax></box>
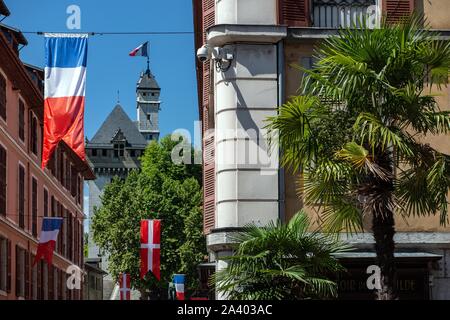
<box><xmin>143</xmin><ymin>93</ymin><xmax>147</xmax><ymax>96</ymax></box>
<box><xmin>92</xmin><ymin>149</ymin><xmax>97</xmax><ymax>157</ymax></box>
<box><xmin>147</xmin><ymin>114</ymin><xmax>151</xmax><ymax>122</ymax></box>
<box><xmin>114</xmin><ymin>144</ymin><xmax>124</xmax><ymax>158</ymax></box>
<box><xmin>102</xmin><ymin>149</ymin><xmax>107</xmax><ymax>157</ymax></box>
<box><xmin>151</xmin><ymin>93</ymin><xmax>155</xmax><ymax>96</ymax></box>
<box><xmin>130</xmin><ymin>150</ymin><xmax>135</xmax><ymax>157</ymax></box>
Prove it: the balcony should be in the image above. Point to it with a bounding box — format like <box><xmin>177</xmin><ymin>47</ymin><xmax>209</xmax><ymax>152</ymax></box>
<box><xmin>312</xmin><ymin>0</ymin><xmax>377</xmax><ymax>28</ymax></box>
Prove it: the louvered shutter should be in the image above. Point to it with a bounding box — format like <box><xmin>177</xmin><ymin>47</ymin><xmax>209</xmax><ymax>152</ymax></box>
<box><xmin>6</xmin><ymin>239</ymin><xmax>11</xmax><ymax>293</ymax></box>
<box><xmin>279</xmin><ymin>0</ymin><xmax>311</xmax><ymax>27</ymax></box>
<box><xmin>202</xmin><ymin>0</ymin><xmax>216</xmax><ymax>235</ymax></box>
<box><xmin>384</xmin><ymin>0</ymin><xmax>414</xmax><ymax>23</ymax></box>
<box><xmin>25</xmin><ymin>251</ymin><xmax>30</xmax><ymax>299</ymax></box>
<box><xmin>15</xmin><ymin>245</ymin><xmax>19</xmax><ymax>297</ymax></box>
<box><xmin>48</xmin><ymin>265</ymin><xmax>54</xmax><ymax>300</ymax></box>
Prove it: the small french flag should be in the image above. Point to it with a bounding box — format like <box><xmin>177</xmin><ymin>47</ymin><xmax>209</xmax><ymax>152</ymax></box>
<box><xmin>33</xmin><ymin>217</ymin><xmax>63</xmax><ymax>266</ymax></box>
<box><xmin>173</xmin><ymin>274</ymin><xmax>185</xmax><ymax>300</ymax></box>
<box><xmin>129</xmin><ymin>41</ymin><xmax>149</xmax><ymax>57</ymax></box>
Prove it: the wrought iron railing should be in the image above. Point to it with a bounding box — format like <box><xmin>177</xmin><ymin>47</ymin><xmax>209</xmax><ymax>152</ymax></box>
<box><xmin>312</xmin><ymin>0</ymin><xmax>376</xmax><ymax>28</ymax></box>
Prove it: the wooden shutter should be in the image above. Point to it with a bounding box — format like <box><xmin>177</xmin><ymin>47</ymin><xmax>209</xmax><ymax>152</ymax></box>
<box><xmin>6</xmin><ymin>239</ymin><xmax>11</xmax><ymax>293</ymax></box>
<box><xmin>201</xmin><ymin>0</ymin><xmax>216</xmax><ymax>235</ymax></box>
<box><xmin>0</xmin><ymin>145</ymin><xmax>6</xmax><ymax>216</ymax></box>
<box><xmin>0</xmin><ymin>73</ymin><xmax>6</xmax><ymax>120</ymax></box>
<box><xmin>30</xmin><ymin>254</ymin><xmax>35</xmax><ymax>299</ymax></box>
<box><xmin>37</xmin><ymin>260</ymin><xmax>41</xmax><ymax>299</ymax></box>
<box><xmin>279</xmin><ymin>0</ymin><xmax>311</xmax><ymax>27</ymax></box>
<box><xmin>25</xmin><ymin>251</ymin><xmax>30</xmax><ymax>299</ymax></box>
<box><xmin>48</xmin><ymin>265</ymin><xmax>54</xmax><ymax>300</ymax></box>
<box><xmin>384</xmin><ymin>0</ymin><xmax>414</xmax><ymax>23</ymax></box>
<box><xmin>15</xmin><ymin>245</ymin><xmax>19</xmax><ymax>297</ymax></box>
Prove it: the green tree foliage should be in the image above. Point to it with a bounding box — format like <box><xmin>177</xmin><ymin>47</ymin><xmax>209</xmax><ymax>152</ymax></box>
<box><xmin>214</xmin><ymin>211</ymin><xmax>350</xmax><ymax>300</ymax></box>
<box><xmin>266</xmin><ymin>16</ymin><xmax>450</xmax><ymax>299</ymax></box>
<box><xmin>91</xmin><ymin>136</ymin><xmax>205</xmax><ymax>299</ymax></box>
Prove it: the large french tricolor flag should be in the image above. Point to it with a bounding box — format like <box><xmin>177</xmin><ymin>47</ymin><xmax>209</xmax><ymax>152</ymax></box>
<box><xmin>42</xmin><ymin>34</ymin><xmax>88</xmax><ymax>169</ymax></box>
<box><xmin>33</xmin><ymin>217</ymin><xmax>63</xmax><ymax>266</ymax></box>
<box><xmin>173</xmin><ymin>274</ymin><xmax>185</xmax><ymax>300</ymax></box>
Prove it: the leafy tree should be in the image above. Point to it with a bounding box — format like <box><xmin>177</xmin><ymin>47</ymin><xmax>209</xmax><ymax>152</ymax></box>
<box><xmin>267</xmin><ymin>17</ymin><xmax>450</xmax><ymax>299</ymax></box>
<box><xmin>91</xmin><ymin>136</ymin><xmax>205</xmax><ymax>299</ymax></box>
<box><xmin>214</xmin><ymin>211</ymin><xmax>350</xmax><ymax>300</ymax></box>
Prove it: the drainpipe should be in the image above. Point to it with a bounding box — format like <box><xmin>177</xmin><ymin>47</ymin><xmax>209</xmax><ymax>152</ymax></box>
<box><xmin>277</xmin><ymin>40</ymin><xmax>285</xmax><ymax>223</ymax></box>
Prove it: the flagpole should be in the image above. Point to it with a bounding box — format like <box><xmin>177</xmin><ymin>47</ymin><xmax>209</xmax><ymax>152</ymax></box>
<box><xmin>146</xmin><ymin>56</ymin><xmax>150</xmax><ymax>74</ymax></box>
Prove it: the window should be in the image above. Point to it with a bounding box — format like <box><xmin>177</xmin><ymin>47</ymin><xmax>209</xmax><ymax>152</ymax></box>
<box><xmin>114</xmin><ymin>144</ymin><xmax>125</xmax><ymax>158</ymax></box>
<box><xmin>48</xmin><ymin>265</ymin><xmax>54</xmax><ymax>300</ymax></box>
<box><xmin>147</xmin><ymin>114</ymin><xmax>151</xmax><ymax>122</ymax></box>
<box><xmin>58</xmin><ymin>149</ymin><xmax>64</xmax><ymax>185</ymax></box>
<box><xmin>18</xmin><ymin>165</ymin><xmax>25</xmax><ymax>229</ymax></box>
<box><xmin>51</xmin><ymin>196</ymin><xmax>55</xmax><ymax>217</ymax></box>
<box><xmin>91</xmin><ymin>149</ymin><xmax>97</xmax><ymax>157</ymax></box>
<box><xmin>0</xmin><ymin>236</ymin><xmax>9</xmax><ymax>292</ymax></box>
<box><xmin>0</xmin><ymin>145</ymin><xmax>6</xmax><ymax>216</ymax></box>
<box><xmin>19</xmin><ymin>100</ymin><xmax>25</xmax><ymax>141</ymax></box>
<box><xmin>312</xmin><ymin>0</ymin><xmax>376</xmax><ymax>28</ymax></box>
<box><xmin>71</xmin><ymin>165</ymin><xmax>77</xmax><ymax>197</ymax></box>
<box><xmin>67</xmin><ymin>213</ymin><xmax>73</xmax><ymax>261</ymax></box>
<box><xmin>44</xmin><ymin>189</ymin><xmax>48</xmax><ymax>217</ymax></box>
<box><xmin>77</xmin><ymin>176</ymin><xmax>81</xmax><ymax>205</ymax></box>
<box><xmin>15</xmin><ymin>245</ymin><xmax>26</xmax><ymax>298</ymax></box>
<box><xmin>30</xmin><ymin>112</ymin><xmax>38</xmax><ymax>155</ymax></box>
<box><xmin>0</xmin><ymin>73</ymin><xmax>6</xmax><ymax>120</ymax></box>
<box><xmin>102</xmin><ymin>149</ymin><xmax>107</xmax><ymax>157</ymax></box>
<box><xmin>31</xmin><ymin>254</ymin><xmax>37</xmax><ymax>299</ymax></box>
<box><xmin>65</xmin><ymin>158</ymin><xmax>71</xmax><ymax>190</ymax></box>
<box><xmin>130</xmin><ymin>149</ymin><xmax>135</xmax><ymax>157</ymax></box>
<box><xmin>32</xmin><ymin>178</ymin><xmax>37</xmax><ymax>237</ymax></box>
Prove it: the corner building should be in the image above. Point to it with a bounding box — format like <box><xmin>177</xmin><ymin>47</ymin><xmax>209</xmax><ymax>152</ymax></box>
<box><xmin>193</xmin><ymin>0</ymin><xmax>450</xmax><ymax>299</ymax></box>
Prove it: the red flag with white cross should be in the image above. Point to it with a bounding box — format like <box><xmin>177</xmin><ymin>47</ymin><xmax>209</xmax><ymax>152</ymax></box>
<box><xmin>119</xmin><ymin>273</ymin><xmax>131</xmax><ymax>300</ymax></box>
<box><xmin>140</xmin><ymin>219</ymin><xmax>161</xmax><ymax>280</ymax></box>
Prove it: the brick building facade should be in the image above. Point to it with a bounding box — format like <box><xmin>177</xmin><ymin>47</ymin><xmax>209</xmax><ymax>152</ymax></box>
<box><xmin>0</xmin><ymin>1</ymin><xmax>95</xmax><ymax>300</ymax></box>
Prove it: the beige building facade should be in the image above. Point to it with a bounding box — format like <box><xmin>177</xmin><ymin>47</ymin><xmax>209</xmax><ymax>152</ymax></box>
<box><xmin>193</xmin><ymin>0</ymin><xmax>450</xmax><ymax>299</ymax></box>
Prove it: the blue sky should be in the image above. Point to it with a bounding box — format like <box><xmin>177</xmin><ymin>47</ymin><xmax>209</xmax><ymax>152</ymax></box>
<box><xmin>4</xmin><ymin>0</ymin><xmax>199</xmax><ymax>140</ymax></box>
<box><xmin>3</xmin><ymin>0</ymin><xmax>200</xmax><ymax>227</ymax></box>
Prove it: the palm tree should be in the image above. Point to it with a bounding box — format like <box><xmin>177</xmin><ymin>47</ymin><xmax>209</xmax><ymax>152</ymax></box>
<box><xmin>266</xmin><ymin>17</ymin><xmax>450</xmax><ymax>300</ymax></box>
<box><xmin>214</xmin><ymin>211</ymin><xmax>350</xmax><ymax>300</ymax></box>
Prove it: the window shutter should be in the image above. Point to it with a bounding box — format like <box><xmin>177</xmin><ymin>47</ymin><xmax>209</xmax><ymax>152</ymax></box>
<box><xmin>48</xmin><ymin>265</ymin><xmax>54</xmax><ymax>300</ymax></box>
<box><xmin>0</xmin><ymin>145</ymin><xmax>6</xmax><ymax>216</ymax></box>
<box><xmin>384</xmin><ymin>0</ymin><xmax>414</xmax><ymax>23</ymax></box>
<box><xmin>36</xmin><ymin>260</ymin><xmax>41</xmax><ymax>299</ymax></box>
<box><xmin>0</xmin><ymin>73</ymin><xmax>6</xmax><ymax>120</ymax></box>
<box><xmin>15</xmin><ymin>245</ymin><xmax>19</xmax><ymax>297</ymax></box>
<box><xmin>6</xmin><ymin>239</ymin><xmax>11</xmax><ymax>293</ymax></box>
<box><xmin>201</xmin><ymin>0</ymin><xmax>216</xmax><ymax>235</ymax></box>
<box><xmin>25</xmin><ymin>251</ymin><xmax>30</xmax><ymax>299</ymax></box>
<box><xmin>279</xmin><ymin>0</ymin><xmax>310</xmax><ymax>27</ymax></box>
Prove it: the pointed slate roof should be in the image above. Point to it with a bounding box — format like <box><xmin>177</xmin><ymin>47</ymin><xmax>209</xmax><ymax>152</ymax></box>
<box><xmin>137</xmin><ymin>69</ymin><xmax>160</xmax><ymax>90</ymax></box>
<box><xmin>87</xmin><ymin>104</ymin><xmax>147</xmax><ymax>148</ymax></box>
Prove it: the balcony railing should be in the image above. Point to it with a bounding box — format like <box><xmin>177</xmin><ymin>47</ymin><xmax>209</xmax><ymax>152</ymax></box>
<box><xmin>312</xmin><ymin>0</ymin><xmax>376</xmax><ymax>28</ymax></box>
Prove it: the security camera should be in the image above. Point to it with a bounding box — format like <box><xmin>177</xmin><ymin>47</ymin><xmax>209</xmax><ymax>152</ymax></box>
<box><xmin>197</xmin><ymin>44</ymin><xmax>210</xmax><ymax>62</ymax></box>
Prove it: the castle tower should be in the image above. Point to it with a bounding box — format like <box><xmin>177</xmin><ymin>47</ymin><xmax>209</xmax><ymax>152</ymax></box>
<box><xmin>136</xmin><ymin>68</ymin><xmax>160</xmax><ymax>142</ymax></box>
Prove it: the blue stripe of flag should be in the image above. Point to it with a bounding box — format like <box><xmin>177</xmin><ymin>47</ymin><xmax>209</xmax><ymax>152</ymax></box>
<box><xmin>42</xmin><ymin>217</ymin><xmax>63</xmax><ymax>232</ymax></box>
<box><xmin>45</xmin><ymin>36</ymin><xmax>88</xmax><ymax>68</ymax></box>
<box><xmin>173</xmin><ymin>274</ymin><xmax>185</xmax><ymax>284</ymax></box>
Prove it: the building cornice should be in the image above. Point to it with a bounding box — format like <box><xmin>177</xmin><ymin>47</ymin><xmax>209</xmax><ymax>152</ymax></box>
<box><xmin>207</xmin><ymin>24</ymin><xmax>287</xmax><ymax>47</ymax></box>
<box><xmin>286</xmin><ymin>27</ymin><xmax>450</xmax><ymax>41</ymax></box>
